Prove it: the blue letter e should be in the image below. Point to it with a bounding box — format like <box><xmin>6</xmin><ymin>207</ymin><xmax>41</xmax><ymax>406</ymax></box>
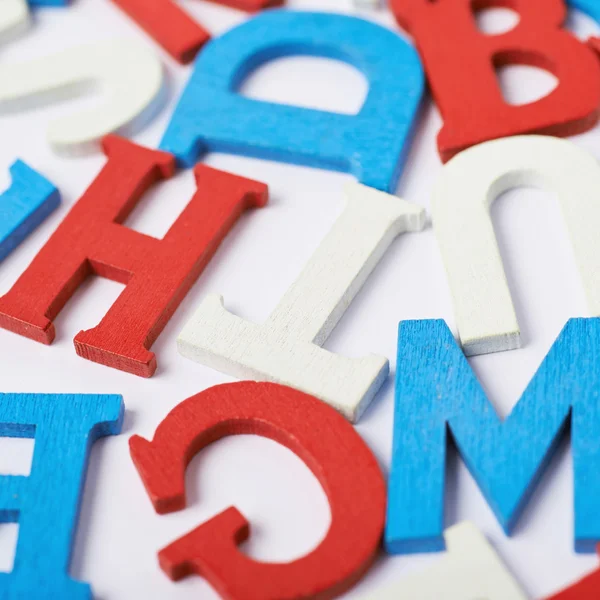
<box><xmin>0</xmin><ymin>393</ymin><xmax>124</xmax><ymax>599</ymax></box>
<box><xmin>159</xmin><ymin>10</ymin><xmax>424</xmax><ymax>193</ymax></box>
<box><xmin>386</xmin><ymin>318</ymin><xmax>600</xmax><ymax>554</ymax></box>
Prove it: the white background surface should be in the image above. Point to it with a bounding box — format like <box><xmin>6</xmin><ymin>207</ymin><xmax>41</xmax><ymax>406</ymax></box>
<box><xmin>0</xmin><ymin>0</ymin><xmax>599</xmax><ymax>597</ymax></box>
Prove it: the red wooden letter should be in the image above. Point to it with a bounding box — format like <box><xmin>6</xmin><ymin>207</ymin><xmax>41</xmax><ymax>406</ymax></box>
<box><xmin>110</xmin><ymin>0</ymin><xmax>283</xmax><ymax>64</ymax></box>
<box><xmin>0</xmin><ymin>136</ymin><xmax>267</xmax><ymax>378</ymax></box>
<box><xmin>129</xmin><ymin>381</ymin><xmax>386</xmax><ymax>600</ymax></box>
<box><xmin>110</xmin><ymin>0</ymin><xmax>210</xmax><ymax>64</ymax></box>
<box><xmin>546</xmin><ymin>545</ymin><xmax>600</xmax><ymax>599</ymax></box>
<box><xmin>389</xmin><ymin>0</ymin><xmax>600</xmax><ymax>162</ymax></box>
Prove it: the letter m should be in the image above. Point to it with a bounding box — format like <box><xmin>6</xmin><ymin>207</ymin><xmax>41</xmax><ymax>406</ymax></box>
<box><xmin>385</xmin><ymin>318</ymin><xmax>600</xmax><ymax>554</ymax></box>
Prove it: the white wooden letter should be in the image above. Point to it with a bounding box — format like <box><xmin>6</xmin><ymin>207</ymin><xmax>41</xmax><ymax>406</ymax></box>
<box><xmin>0</xmin><ymin>0</ymin><xmax>29</xmax><ymax>43</ymax></box>
<box><xmin>433</xmin><ymin>135</ymin><xmax>600</xmax><ymax>355</ymax></box>
<box><xmin>353</xmin><ymin>0</ymin><xmax>381</xmax><ymax>10</ymax></box>
<box><xmin>365</xmin><ymin>522</ymin><xmax>527</xmax><ymax>600</ymax></box>
<box><xmin>0</xmin><ymin>40</ymin><xmax>164</xmax><ymax>154</ymax></box>
<box><xmin>178</xmin><ymin>182</ymin><xmax>426</xmax><ymax>422</ymax></box>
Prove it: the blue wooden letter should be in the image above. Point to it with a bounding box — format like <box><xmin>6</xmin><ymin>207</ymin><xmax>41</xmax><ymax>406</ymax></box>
<box><xmin>0</xmin><ymin>160</ymin><xmax>60</xmax><ymax>262</ymax></box>
<box><xmin>159</xmin><ymin>10</ymin><xmax>424</xmax><ymax>192</ymax></box>
<box><xmin>0</xmin><ymin>394</ymin><xmax>124</xmax><ymax>599</ymax></box>
<box><xmin>386</xmin><ymin>318</ymin><xmax>600</xmax><ymax>554</ymax></box>
<box><xmin>568</xmin><ymin>0</ymin><xmax>600</xmax><ymax>22</ymax></box>
<box><xmin>28</xmin><ymin>1</ymin><xmax>69</xmax><ymax>6</ymax></box>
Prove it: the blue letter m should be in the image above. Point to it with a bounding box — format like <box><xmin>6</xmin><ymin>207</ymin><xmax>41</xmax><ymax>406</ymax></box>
<box><xmin>386</xmin><ymin>318</ymin><xmax>600</xmax><ymax>554</ymax></box>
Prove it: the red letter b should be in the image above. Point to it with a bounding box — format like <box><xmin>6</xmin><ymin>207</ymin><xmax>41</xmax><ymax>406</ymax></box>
<box><xmin>390</xmin><ymin>0</ymin><xmax>600</xmax><ymax>161</ymax></box>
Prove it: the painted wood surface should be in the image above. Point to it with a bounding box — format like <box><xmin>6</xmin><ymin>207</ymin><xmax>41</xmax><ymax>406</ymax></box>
<box><xmin>432</xmin><ymin>136</ymin><xmax>600</xmax><ymax>355</ymax></box>
<box><xmin>546</xmin><ymin>545</ymin><xmax>600</xmax><ymax>599</ymax></box>
<box><xmin>0</xmin><ymin>136</ymin><xmax>268</xmax><ymax>377</ymax></box>
<box><xmin>0</xmin><ymin>40</ymin><xmax>163</xmax><ymax>154</ymax></box>
<box><xmin>386</xmin><ymin>317</ymin><xmax>600</xmax><ymax>554</ymax></box>
<box><xmin>130</xmin><ymin>381</ymin><xmax>386</xmax><ymax>600</ymax></box>
<box><xmin>389</xmin><ymin>0</ymin><xmax>600</xmax><ymax>161</ymax></box>
<box><xmin>0</xmin><ymin>393</ymin><xmax>123</xmax><ymax>599</ymax></box>
<box><xmin>365</xmin><ymin>522</ymin><xmax>527</xmax><ymax>600</ymax></box>
<box><xmin>178</xmin><ymin>182</ymin><xmax>425</xmax><ymax>422</ymax></box>
<box><xmin>568</xmin><ymin>0</ymin><xmax>600</xmax><ymax>22</ymax></box>
<box><xmin>0</xmin><ymin>160</ymin><xmax>60</xmax><ymax>262</ymax></box>
<box><xmin>0</xmin><ymin>0</ymin><xmax>29</xmax><ymax>43</ymax></box>
<box><xmin>109</xmin><ymin>0</ymin><xmax>282</xmax><ymax>64</ymax></box>
<box><xmin>109</xmin><ymin>0</ymin><xmax>209</xmax><ymax>64</ymax></box>
<box><xmin>159</xmin><ymin>10</ymin><xmax>424</xmax><ymax>192</ymax></box>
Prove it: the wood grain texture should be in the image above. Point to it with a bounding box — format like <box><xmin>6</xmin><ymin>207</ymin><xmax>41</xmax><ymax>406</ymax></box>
<box><xmin>432</xmin><ymin>135</ymin><xmax>600</xmax><ymax>356</ymax></box>
<box><xmin>178</xmin><ymin>182</ymin><xmax>425</xmax><ymax>422</ymax></box>
<box><xmin>0</xmin><ymin>136</ymin><xmax>268</xmax><ymax>377</ymax></box>
<box><xmin>159</xmin><ymin>10</ymin><xmax>424</xmax><ymax>192</ymax></box>
<box><xmin>386</xmin><ymin>317</ymin><xmax>600</xmax><ymax>554</ymax></box>
<box><xmin>364</xmin><ymin>522</ymin><xmax>527</xmax><ymax>600</ymax></box>
<box><xmin>0</xmin><ymin>393</ymin><xmax>123</xmax><ymax>599</ymax></box>
<box><xmin>0</xmin><ymin>39</ymin><xmax>164</xmax><ymax>155</ymax></box>
<box><xmin>389</xmin><ymin>0</ymin><xmax>600</xmax><ymax>162</ymax></box>
<box><xmin>546</xmin><ymin>545</ymin><xmax>600</xmax><ymax>599</ymax></box>
<box><xmin>109</xmin><ymin>0</ymin><xmax>283</xmax><ymax>65</ymax></box>
<box><xmin>0</xmin><ymin>160</ymin><xmax>60</xmax><ymax>262</ymax></box>
<box><xmin>130</xmin><ymin>381</ymin><xmax>386</xmax><ymax>600</ymax></box>
<box><xmin>28</xmin><ymin>0</ymin><xmax>69</xmax><ymax>5</ymax></box>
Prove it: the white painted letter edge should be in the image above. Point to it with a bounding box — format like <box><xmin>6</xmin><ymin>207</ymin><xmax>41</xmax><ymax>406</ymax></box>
<box><xmin>432</xmin><ymin>135</ymin><xmax>600</xmax><ymax>355</ymax></box>
<box><xmin>364</xmin><ymin>522</ymin><xmax>527</xmax><ymax>600</ymax></box>
<box><xmin>0</xmin><ymin>40</ymin><xmax>164</xmax><ymax>155</ymax></box>
<box><xmin>178</xmin><ymin>182</ymin><xmax>426</xmax><ymax>422</ymax></box>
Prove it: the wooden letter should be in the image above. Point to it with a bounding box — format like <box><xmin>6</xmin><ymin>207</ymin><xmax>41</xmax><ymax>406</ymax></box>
<box><xmin>389</xmin><ymin>0</ymin><xmax>600</xmax><ymax>161</ymax></box>
<box><xmin>432</xmin><ymin>135</ymin><xmax>600</xmax><ymax>356</ymax></box>
<box><xmin>568</xmin><ymin>0</ymin><xmax>600</xmax><ymax>22</ymax></box>
<box><xmin>0</xmin><ymin>40</ymin><xmax>164</xmax><ymax>154</ymax></box>
<box><xmin>178</xmin><ymin>183</ymin><xmax>425</xmax><ymax>422</ymax></box>
<box><xmin>365</xmin><ymin>523</ymin><xmax>526</xmax><ymax>600</ymax></box>
<box><xmin>0</xmin><ymin>136</ymin><xmax>268</xmax><ymax>377</ymax></box>
<box><xmin>386</xmin><ymin>317</ymin><xmax>600</xmax><ymax>554</ymax></box>
<box><xmin>130</xmin><ymin>381</ymin><xmax>386</xmax><ymax>600</ymax></box>
<box><xmin>159</xmin><ymin>11</ymin><xmax>424</xmax><ymax>192</ymax></box>
<box><xmin>0</xmin><ymin>393</ymin><xmax>123</xmax><ymax>599</ymax></box>
<box><xmin>546</xmin><ymin>545</ymin><xmax>600</xmax><ymax>599</ymax></box>
<box><xmin>28</xmin><ymin>0</ymin><xmax>69</xmax><ymax>5</ymax></box>
<box><xmin>109</xmin><ymin>0</ymin><xmax>282</xmax><ymax>64</ymax></box>
<box><xmin>0</xmin><ymin>0</ymin><xmax>29</xmax><ymax>43</ymax></box>
<box><xmin>109</xmin><ymin>0</ymin><xmax>209</xmax><ymax>64</ymax></box>
<box><xmin>0</xmin><ymin>160</ymin><xmax>60</xmax><ymax>262</ymax></box>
